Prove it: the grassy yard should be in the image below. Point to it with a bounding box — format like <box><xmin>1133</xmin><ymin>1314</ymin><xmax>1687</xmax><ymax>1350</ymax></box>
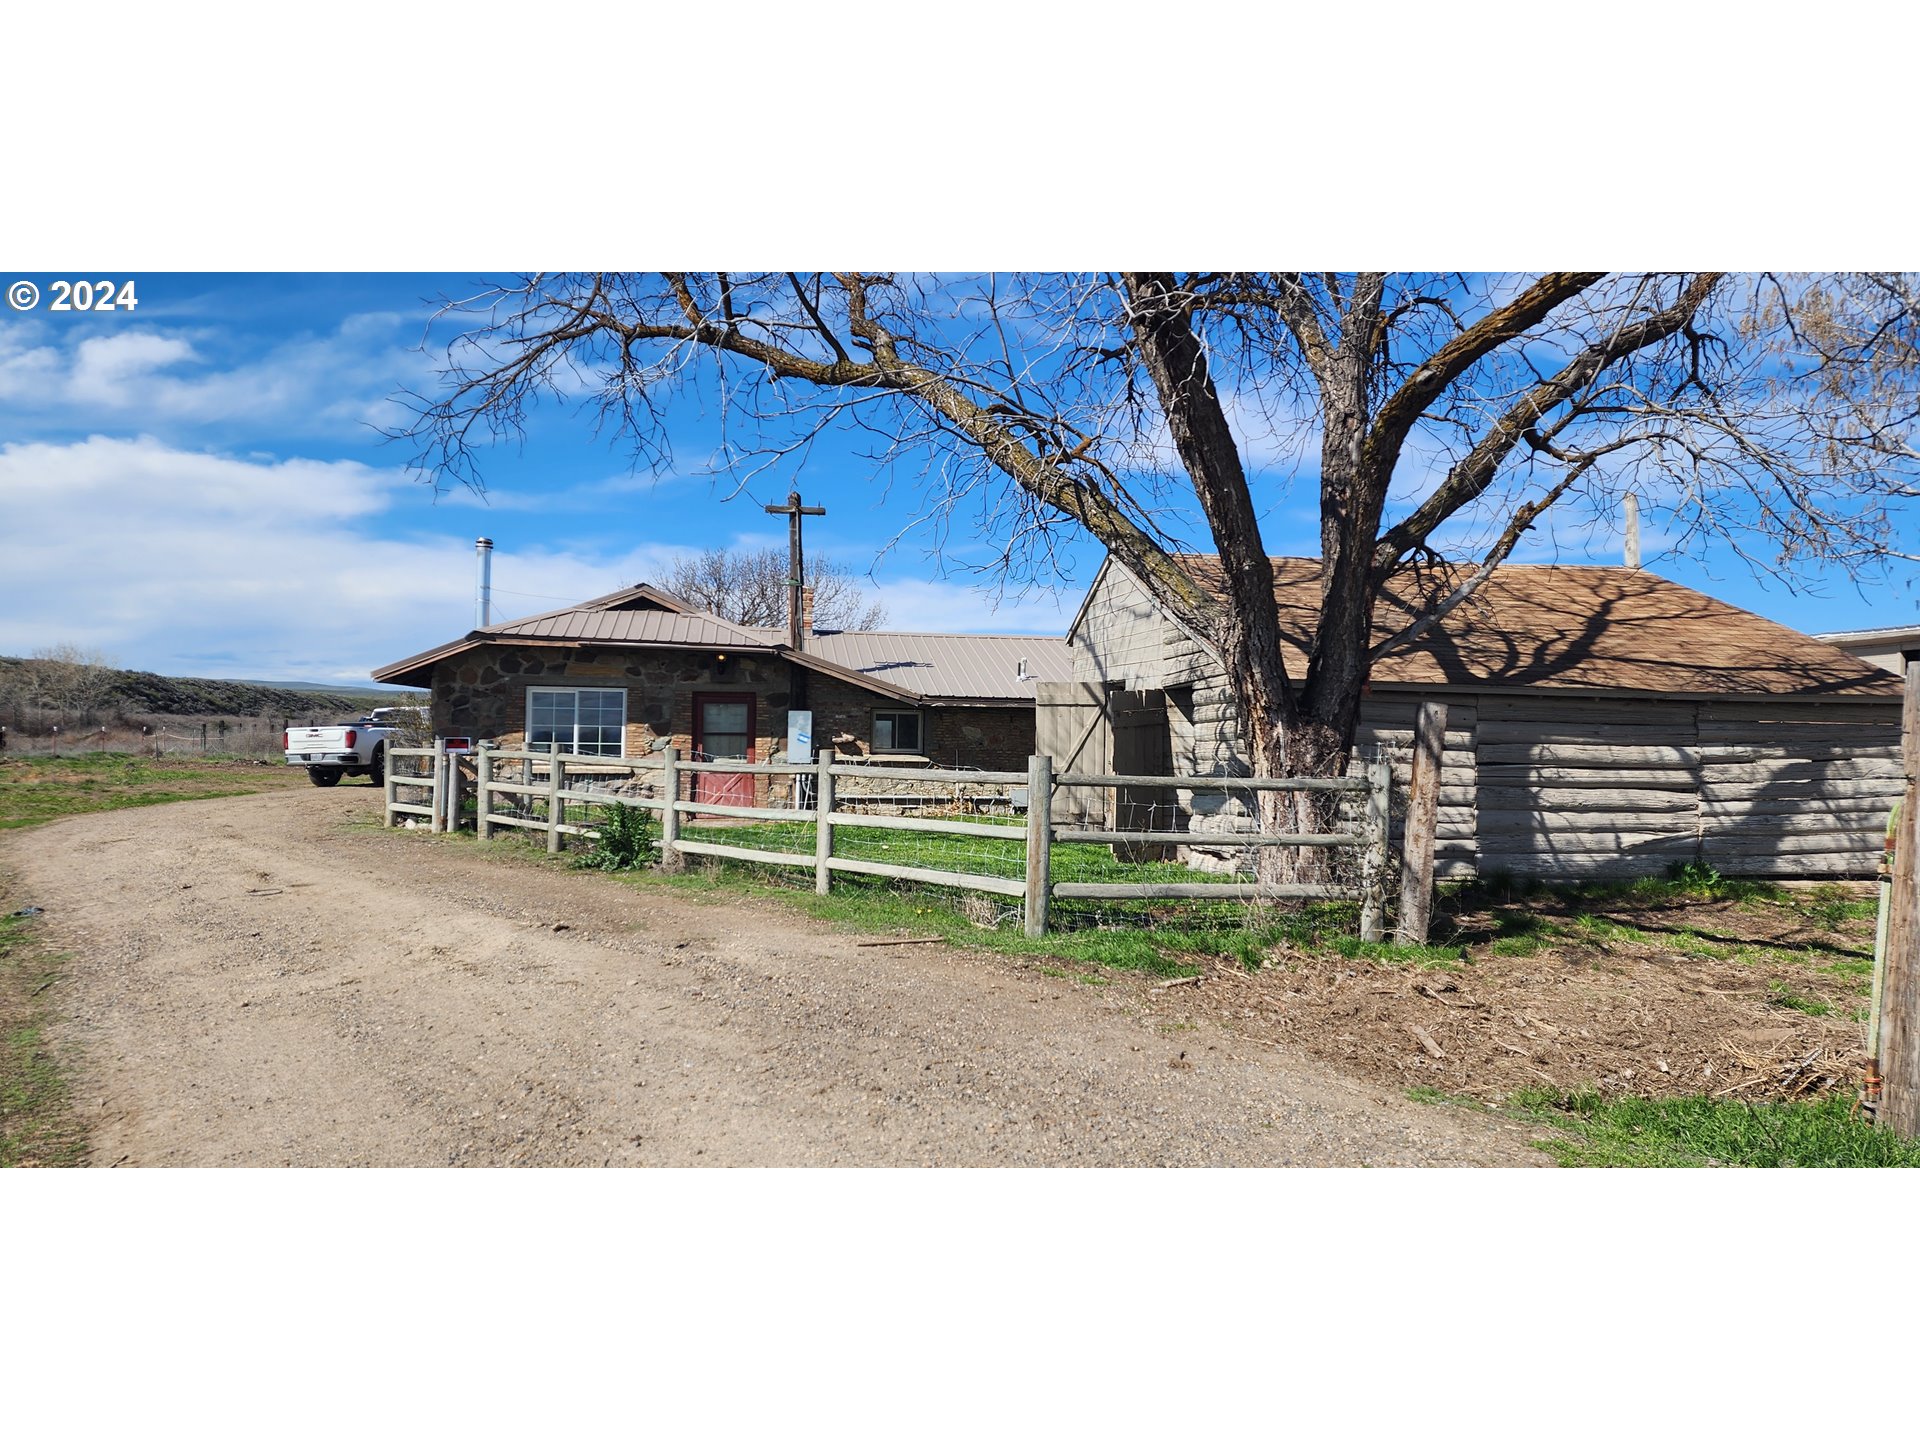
<box><xmin>0</xmin><ymin>752</ymin><xmax>312</xmax><ymax>831</ymax></box>
<box><xmin>0</xmin><ymin>898</ymin><xmax>86</xmax><ymax>1166</ymax></box>
<box><xmin>660</xmin><ymin>813</ymin><xmax>1392</xmax><ymax>976</ymax></box>
<box><xmin>1493</xmin><ymin>1089</ymin><xmax>1920</xmax><ymax>1167</ymax></box>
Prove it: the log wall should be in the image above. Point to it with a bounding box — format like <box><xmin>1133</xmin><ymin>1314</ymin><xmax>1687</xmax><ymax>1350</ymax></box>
<box><xmin>1064</xmin><ymin>565</ymin><xmax>1902</xmax><ymax>880</ymax></box>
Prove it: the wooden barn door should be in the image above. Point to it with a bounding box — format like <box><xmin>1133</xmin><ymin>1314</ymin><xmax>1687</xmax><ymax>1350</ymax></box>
<box><xmin>1036</xmin><ymin>681</ymin><xmax>1111</xmax><ymax>825</ymax></box>
<box><xmin>693</xmin><ymin>694</ymin><xmax>755</xmax><ymax>808</ymax></box>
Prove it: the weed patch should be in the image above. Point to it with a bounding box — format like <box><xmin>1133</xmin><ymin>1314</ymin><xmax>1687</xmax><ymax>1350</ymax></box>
<box><xmin>0</xmin><ymin>899</ymin><xmax>87</xmax><ymax>1166</ymax></box>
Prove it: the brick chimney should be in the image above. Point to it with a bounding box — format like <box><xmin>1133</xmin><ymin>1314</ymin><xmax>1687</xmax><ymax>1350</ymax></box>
<box><xmin>800</xmin><ymin>584</ymin><xmax>816</xmax><ymax>640</ymax></box>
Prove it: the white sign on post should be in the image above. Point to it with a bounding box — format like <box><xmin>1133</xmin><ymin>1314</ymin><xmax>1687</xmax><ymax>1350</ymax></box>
<box><xmin>787</xmin><ymin>709</ymin><xmax>814</xmax><ymax>765</ymax></box>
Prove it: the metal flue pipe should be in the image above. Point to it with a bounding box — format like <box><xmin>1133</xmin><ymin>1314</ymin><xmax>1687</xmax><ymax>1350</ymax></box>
<box><xmin>475</xmin><ymin>537</ymin><xmax>493</xmax><ymax>627</ymax></box>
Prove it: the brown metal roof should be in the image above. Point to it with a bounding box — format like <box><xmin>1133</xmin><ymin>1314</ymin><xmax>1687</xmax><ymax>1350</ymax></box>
<box><xmin>489</xmin><ymin>606</ymin><xmax>765</xmax><ymax>649</ymax></box>
<box><xmin>1170</xmin><ymin>557</ymin><xmax>1901</xmax><ymax>699</ymax></box>
<box><xmin>803</xmin><ymin>632</ymin><xmax>1074</xmax><ymax>703</ymax></box>
<box><xmin>373</xmin><ymin>586</ymin><xmax>1073</xmax><ymax>703</ymax></box>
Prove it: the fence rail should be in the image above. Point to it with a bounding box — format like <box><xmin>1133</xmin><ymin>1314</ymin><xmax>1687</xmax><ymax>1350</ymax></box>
<box><xmin>384</xmin><ymin>742</ymin><xmax>1394</xmax><ymax>938</ymax></box>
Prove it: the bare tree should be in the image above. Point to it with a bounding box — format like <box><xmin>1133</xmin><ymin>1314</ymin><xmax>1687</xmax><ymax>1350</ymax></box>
<box><xmin>398</xmin><ymin>273</ymin><xmax>1920</xmax><ymax>819</ymax></box>
<box><xmin>22</xmin><ymin>643</ymin><xmax>118</xmax><ymax>727</ymax></box>
<box><xmin>663</xmin><ymin>546</ymin><xmax>887</xmax><ymax>631</ymax></box>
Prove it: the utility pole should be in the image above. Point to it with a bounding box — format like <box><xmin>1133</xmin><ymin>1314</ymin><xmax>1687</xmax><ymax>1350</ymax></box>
<box><xmin>763</xmin><ymin>489</ymin><xmax>826</xmax><ymax>652</ymax></box>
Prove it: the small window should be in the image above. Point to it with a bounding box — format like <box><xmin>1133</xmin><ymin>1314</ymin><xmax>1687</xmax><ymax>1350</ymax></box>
<box><xmin>873</xmin><ymin>709</ymin><xmax>923</xmax><ymax>753</ymax></box>
<box><xmin>527</xmin><ymin>686</ymin><xmax>626</xmax><ymax>756</ymax></box>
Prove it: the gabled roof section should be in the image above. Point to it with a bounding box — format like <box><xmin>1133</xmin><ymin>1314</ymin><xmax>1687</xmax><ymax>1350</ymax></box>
<box><xmin>371</xmin><ymin>585</ymin><xmax>1075</xmax><ymax>703</ymax></box>
<box><xmin>1156</xmin><ymin>556</ymin><xmax>1900</xmax><ymax>700</ymax></box>
<box><xmin>487</xmin><ymin>604</ymin><xmax>766</xmax><ymax>649</ymax></box>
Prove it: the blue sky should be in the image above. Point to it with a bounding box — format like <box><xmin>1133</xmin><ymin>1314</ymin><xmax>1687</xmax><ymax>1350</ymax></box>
<box><xmin>3</xmin><ymin>271</ymin><xmax>1918</xmax><ymax>687</ymax></box>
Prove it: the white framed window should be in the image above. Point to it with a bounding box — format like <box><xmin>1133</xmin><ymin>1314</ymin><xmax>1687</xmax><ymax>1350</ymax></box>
<box><xmin>527</xmin><ymin>686</ymin><xmax>626</xmax><ymax>756</ymax></box>
<box><xmin>872</xmin><ymin>708</ymin><xmax>923</xmax><ymax>754</ymax></box>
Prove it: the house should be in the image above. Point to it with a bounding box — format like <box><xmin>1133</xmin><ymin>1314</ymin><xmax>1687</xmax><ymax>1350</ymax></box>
<box><xmin>1048</xmin><ymin>556</ymin><xmax>1904</xmax><ymax>879</ymax></box>
<box><xmin>371</xmin><ymin>583</ymin><xmax>1073</xmax><ymax>805</ymax></box>
<box><xmin>1813</xmin><ymin>625</ymin><xmax>1920</xmax><ymax>676</ymax></box>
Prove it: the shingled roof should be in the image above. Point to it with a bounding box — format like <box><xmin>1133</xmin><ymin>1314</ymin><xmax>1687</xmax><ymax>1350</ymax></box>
<box><xmin>1163</xmin><ymin>557</ymin><xmax>1901</xmax><ymax>700</ymax></box>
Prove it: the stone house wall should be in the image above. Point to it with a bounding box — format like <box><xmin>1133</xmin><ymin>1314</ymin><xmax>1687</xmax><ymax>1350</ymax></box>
<box><xmin>429</xmin><ymin>644</ymin><xmax>1038</xmax><ymax>804</ymax></box>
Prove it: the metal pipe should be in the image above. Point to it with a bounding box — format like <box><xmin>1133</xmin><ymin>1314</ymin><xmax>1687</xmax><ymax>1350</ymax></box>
<box><xmin>475</xmin><ymin>537</ymin><xmax>494</xmax><ymax>628</ymax></box>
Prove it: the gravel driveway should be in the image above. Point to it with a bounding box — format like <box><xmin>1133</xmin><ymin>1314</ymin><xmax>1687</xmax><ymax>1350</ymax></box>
<box><xmin>7</xmin><ymin>788</ymin><xmax>1548</xmax><ymax>1166</ymax></box>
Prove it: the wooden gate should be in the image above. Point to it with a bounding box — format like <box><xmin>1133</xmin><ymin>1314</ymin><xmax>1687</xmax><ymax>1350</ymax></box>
<box><xmin>1035</xmin><ymin>681</ymin><xmax>1111</xmax><ymax>825</ymax></box>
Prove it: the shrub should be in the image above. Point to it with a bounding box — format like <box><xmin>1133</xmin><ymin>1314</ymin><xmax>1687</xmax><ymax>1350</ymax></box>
<box><xmin>573</xmin><ymin>801</ymin><xmax>654</xmax><ymax>872</ymax></box>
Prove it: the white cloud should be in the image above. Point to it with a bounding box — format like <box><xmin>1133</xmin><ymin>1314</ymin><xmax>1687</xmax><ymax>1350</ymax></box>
<box><xmin>67</xmin><ymin>332</ymin><xmax>201</xmax><ymax>404</ymax></box>
<box><xmin>0</xmin><ymin>312</ymin><xmax>436</xmax><ymax>436</ymax></box>
<box><xmin>862</xmin><ymin>576</ymin><xmax>1078</xmax><ymax>635</ymax></box>
<box><xmin>0</xmin><ymin>437</ymin><xmax>690</xmax><ymax>683</ymax></box>
<box><xmin>0</xmin><ymin>436</ymin><xmax>1078</xmax><ymax>687</ymax></box>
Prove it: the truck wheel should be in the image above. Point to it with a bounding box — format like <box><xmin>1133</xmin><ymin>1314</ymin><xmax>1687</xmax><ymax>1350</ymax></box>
<box><xmin>308</xmin><ymin>768</ymin><xmax>342</xmax><ymax>787</ymax></box>
<box><xmin>368</xmin><ymin>747</ymin><xmax>385</xmax><ymax>786</ymax></box>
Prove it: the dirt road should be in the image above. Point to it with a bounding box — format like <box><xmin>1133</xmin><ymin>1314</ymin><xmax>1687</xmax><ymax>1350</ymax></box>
<box><xmin>6</xmin><ymin>788</ymin><xmax>1547</xmax><ymax>1166</ymax></box>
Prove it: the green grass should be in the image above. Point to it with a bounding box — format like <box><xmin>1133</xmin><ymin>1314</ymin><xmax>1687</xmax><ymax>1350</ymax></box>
<box><xmin>1502</xmin><ymin>1087</ymin><xmax>1920</xmax><ymax>1167</ymax></box>
<box><xmin>0</xmin><ymin>753</ymin><xmax>309</xmax><ymax>831</ymax></box>
<box><xmin>430</xmin><ymin>815</ymin><xmax>1380</xmax><ymax>977</ymax></box>
<box><xmin>1766</xmin><ymin>981</ymin><xmax>1833</xmax><ymax>1017</ymax></box>
<box><xmin>0</xmin><ymin>906</ymin><xmax>88</xmax><ymax>1166</ymax></box>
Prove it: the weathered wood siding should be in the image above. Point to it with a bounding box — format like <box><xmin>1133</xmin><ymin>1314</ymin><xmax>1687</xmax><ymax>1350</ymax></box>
<box><xmin>1695</xmin><ymin>701</ymin><xmax>1901</xmax><ymax>877</ymax></box>
<box><xmin>1473</xmin><ymin>696</ymin><xmax>1702</xmax><ymax>877</ymax></box>
<box><xmin>1064</xmin><ymin>561</ymin><xmax>1901</xmax><ymax>879</ymax></box>
<box><xmin>1071</xmin><ymin>563</ymin><xmax>1213</xmax><ymax>692</ymax></box>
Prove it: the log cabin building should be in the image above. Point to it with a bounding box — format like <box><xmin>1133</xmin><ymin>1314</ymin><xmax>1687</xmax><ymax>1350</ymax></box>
<box><xmin>1049</xmin><ymin>557</ymin><xmax>1904</xmax><ymax>879</ymax></box>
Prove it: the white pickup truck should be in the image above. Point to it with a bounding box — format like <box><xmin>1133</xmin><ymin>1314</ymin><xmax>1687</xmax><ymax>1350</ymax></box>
<box><xmin>283</xmin><ymin>707</ymin><xmax>423</xmax><ymax>787</ymax></box>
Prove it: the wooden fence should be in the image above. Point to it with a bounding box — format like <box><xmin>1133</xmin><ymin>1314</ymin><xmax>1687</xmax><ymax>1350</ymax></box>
<box><xmin>384</xmin><ymin>743</ymin><xmax>1394</xmax><ymax>940</ymax></box>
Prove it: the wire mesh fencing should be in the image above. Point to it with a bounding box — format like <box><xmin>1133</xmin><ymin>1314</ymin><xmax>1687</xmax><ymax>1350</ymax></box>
<box><xmin>386</xmin><ymin>744</ymin><xmax>1394</xmax><ymax>940</ymax></box>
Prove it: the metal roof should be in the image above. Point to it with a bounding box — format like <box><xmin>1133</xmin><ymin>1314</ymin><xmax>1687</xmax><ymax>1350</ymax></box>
<box><xmin>373</xmin><ymin>583</ymin><xmax>1073</xmax><ymax>703</ymax></box>
<box><xmin>489</xmin><ymin>607</ymin><xmax>765</xmax><ymax>649</ymax></box>
<box><xmin>802</xmin><ymin>632</ymin><xmax>1074</xmax><ymax>703</ymax></box>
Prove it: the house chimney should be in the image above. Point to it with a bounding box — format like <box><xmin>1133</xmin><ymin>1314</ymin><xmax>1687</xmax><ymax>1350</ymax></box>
<box><xmin>476</xmin><ymin>537</ymin><xmax>494</xmax><ymax>626</ymax></box>
<box><xmin>1623</xmin><ymin>495</ymin><xmax>1641</xmax><ymax>570</ymax></box>
<box><xmin>800</xmin><ymin>585</ymin><xmax>815</xmax><ymax>642</ymax></box>
<box><xmin>1017</xmin><ymin>656</ymin><xmax>1030</xmax><ymax>682</ymax></box>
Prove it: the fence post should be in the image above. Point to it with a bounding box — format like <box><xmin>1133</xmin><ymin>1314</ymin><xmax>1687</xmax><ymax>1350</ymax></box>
<box><xmin>475</xmin><ymin>744</ymin><xmax>494</xmax><ymax>841</ymax></box>
<box><xmin>431</xmin><ymin>739</ymin><xmax>449</xmax><ymax>835</ymax></box>
<box><xmin>546</xmin><ymin>748</ymin><xmax>565</xmax><ymax>854</ymax></box>
<box><xmin>814</xmin><ymin>748</ymin><xmax>835</xmax><ymax>897</ymax></box>
<box><xmin>658</xmin><ymin>746</ymin><xmax>683</xmax><ymax>871</ymax></box>
<box><xmin>444</xmin><ymin>750</ymin><xmax>464</xmax><ymax>832</ymax></box>
<box><xmin>1025</xmin><ymin>752</ymin><xmax>1053</xmax><ymax>939</ymax></box>
<box><xmin>1877</xmin><ymin>660</ymin><xmax>1920</xmax><ymax>1137</ymax></box>
<box><xmin>1394</xmin><ymin>701</ymin><xmax>1447</xmax><ymax>945</ymax></box>
<box><xmin>383</xmin><ymin>757</ymin><xmax>398</xmax><ymax>828</ymax></box>
<box><xmin>1359</xmin><ymin>752</ymin><xmax>1391</xmax><ymax>943</ymax></box>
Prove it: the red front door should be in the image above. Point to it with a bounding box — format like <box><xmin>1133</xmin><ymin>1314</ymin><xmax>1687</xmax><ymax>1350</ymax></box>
<box><xmin>693</xmin><ymin>693</ymin><xmax>755</xmax><ymax>807</ymax></box>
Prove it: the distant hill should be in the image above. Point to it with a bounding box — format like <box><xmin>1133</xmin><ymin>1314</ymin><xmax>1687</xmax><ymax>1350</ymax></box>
<box><xmin>227</xmin><ymin>678</ymin><xmax>418</xmax><ymax>696</ymax></box>
<box><xmin>0</xmin><ymin>656</ymin><xmax>425</xmax><ymax>720</ymax></box>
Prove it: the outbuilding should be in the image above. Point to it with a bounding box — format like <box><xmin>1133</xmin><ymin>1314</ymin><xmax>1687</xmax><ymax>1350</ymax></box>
<box><xmin>1048</xmin><ymin>557</ymin><xmax>1903</xmax><ymax>879</ymax></box>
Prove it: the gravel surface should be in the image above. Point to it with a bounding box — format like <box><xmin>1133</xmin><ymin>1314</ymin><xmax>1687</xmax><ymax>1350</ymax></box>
<box><xmin>8</xmin><ymin>787</ymin><xmax>1549</xmax><ymax>1166</ymax></box>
